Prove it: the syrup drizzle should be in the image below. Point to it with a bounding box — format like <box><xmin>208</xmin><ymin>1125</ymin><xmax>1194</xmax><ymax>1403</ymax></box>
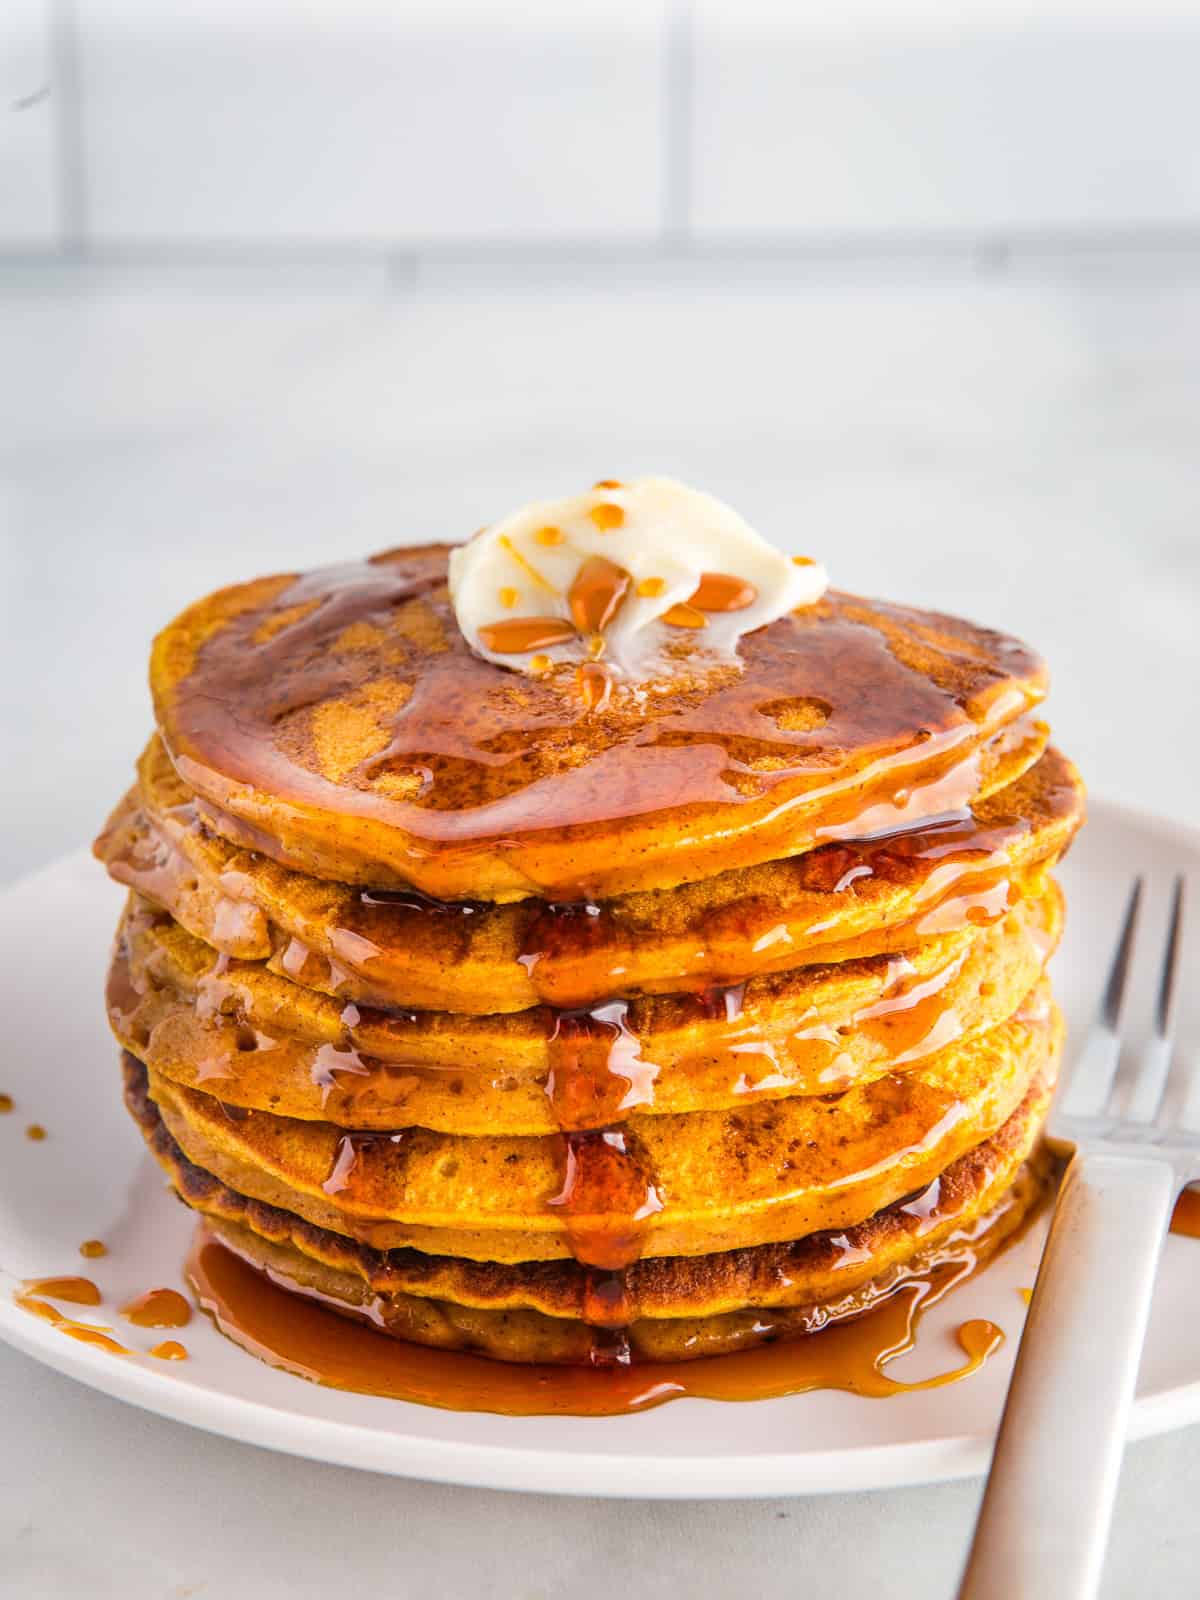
<box><xmin>321</xmin><ymin>1130</ymin><xmax>408</xmax><ymax>1199</ymax></box>
<box><xmin>543</xmin><ymin>1003</ymin><xmax>664</xmax><ymax>1349</ymax></box>
<box><xmin>185</xmin><ymin>1225</ymin><xmax>1006</xmax><ymax>1417</ymax></box>
<box><xmin>107</xmin><ymin>734</ymin><xmax>1072</xmax><ymax>1024</ymax></box>
<box><xmin>160</xmin><ymin>550</ymin><xmax>1044</xmax><ymax>903</ymax></box>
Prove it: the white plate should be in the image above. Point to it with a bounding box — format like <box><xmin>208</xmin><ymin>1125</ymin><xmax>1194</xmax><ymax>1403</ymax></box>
<box><xmin>0</xmin><ymin>802</ymin><xmax>1197</xmax><ymax>1499</ymax></box>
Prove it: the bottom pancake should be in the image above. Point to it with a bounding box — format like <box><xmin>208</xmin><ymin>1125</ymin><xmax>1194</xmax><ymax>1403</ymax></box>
<box><xmin>122</xmin><ymin>1051</ymin><xmax>1056</xmax><ymax>1363</ymax></box>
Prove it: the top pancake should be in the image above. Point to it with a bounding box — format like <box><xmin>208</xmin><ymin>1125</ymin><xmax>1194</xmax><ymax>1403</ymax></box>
<box><xmin>149</xmin><ymin>545</ymin><xmax>1048</xmax><ymax>901</ymax></box>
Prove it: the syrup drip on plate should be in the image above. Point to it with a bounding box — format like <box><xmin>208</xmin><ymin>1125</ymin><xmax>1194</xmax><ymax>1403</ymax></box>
<box><xmin>185</xmin><ymin>1224</ymin><xmax>1006</xmax><ymax>1417</ymax></box>
<box><xmin>120</xmin><ymin>1288</ymin><xmax>193</xmax><ymax>1329</ymax></box>
<box><xmin>21</xmin><ymin>1276</ymin><xmax>101</xmax><ymax>1306</ymax></box>
<box><xmin>151</xmin><ymin>1340</ymin><xmax>189</xmax><ymax>1361</ymax></box>
<box><xmin>14</xmin><ymin>1280</ymin><xmax>132</xmax><ymax>1356</ymax></box>
<box><xmin>1171</xmin><ymin>1187</ymin><xmax>1200</xmax><ymax>1239</ymax></box>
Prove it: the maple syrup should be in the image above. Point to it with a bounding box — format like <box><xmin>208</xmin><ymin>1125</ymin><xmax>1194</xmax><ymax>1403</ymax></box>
<box><xmin>478</xmin><ymin>617</ymin><xmax>577</xmax><ymax>654</ymax></box>
<box><xmin>0</xmin><ymin>1093</ymin><xmax>12</xmax><ymax>1114</ymax></box>
<box><xmin>1171</xmin><ymin>1187</ymin><xmax>1200</xmax><ymax>1239</ymax></box>
<box><xmin>688</xmin><ymin>572</ymin><xmax>758</xmax><ymax>613</ymax></box>
<box><xmin>21</xmin><ymin>1276</ymin><xmax>101</xmax><ymax>1306</ymax></box>
<box><xmin>160</xmin><ymin>549</ymin><xmax>1045</xmax><ymax>903</ymax></box>
<box><xmin>13</xmin><ymin>1283</ymin><xmax>132</xmax><ymax>1356</ymax></box>
<box><xmin>185</xmin><ymin>1223</ymin><xmax>1009</xmax><ymax>1416</ymax></box>
<box><xmin>120</xmin><ymin>1288</ymin><xmax>192</xmax><ymax>1329</ymax></box>
<box><xmin>79</xmin><ymin>1240</ymin><xmax>108</xmax><ymax>1260</ymax></box>
<box><xmin>151</xmin><ymin>1340</ymin><xmax>188</xmax><ymax>1360</ymax></box>
<box><xmin>568</xmin><ymin>556</ymin><xmax>630</xmax><ymax>634</ymax></box>
<box><xmin>542</xmin><ymin>1000</ymin><xmax>664</xmax><ymax>1324</ymax></box>
<box><xmin>104</xmin><ymin>737</ymin><xmax>1072</xmax><ymax>1029</ymax></box>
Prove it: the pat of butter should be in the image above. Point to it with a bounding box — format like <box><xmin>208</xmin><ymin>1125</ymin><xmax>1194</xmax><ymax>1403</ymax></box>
<box><xmin>448</xmin><ymin>476</ymin><xmax>827</xmax><ymax>679</ymax></box>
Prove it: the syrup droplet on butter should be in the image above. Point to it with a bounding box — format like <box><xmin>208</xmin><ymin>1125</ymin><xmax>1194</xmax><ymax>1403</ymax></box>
<box><xmin>568</xmin><ymin>556</ymin><xmax>631</xmax><ymax>635</ymax></box>
<box><xmin>661</xmin><ymin>602</ymin><xmax>708</xmax><ymax>629</ymax></box>
<box><xmin>688</xmin><ymin>572</ymin><xmax>758</xmax><ymax>612</ymax></box>
<box><xmin>477</xmin><ymin>616</ymin><xmax>577</xmax><ymax>654</ymax></box>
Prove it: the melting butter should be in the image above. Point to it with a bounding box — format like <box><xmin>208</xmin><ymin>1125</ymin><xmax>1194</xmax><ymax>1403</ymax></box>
<box><xmin>448</xmin><ymin>477</ymin><xmax>827</xmax><ymax>680</ymax></box>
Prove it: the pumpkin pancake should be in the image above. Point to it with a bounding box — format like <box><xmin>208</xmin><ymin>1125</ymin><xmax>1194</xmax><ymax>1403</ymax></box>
<box><xmin>147</xmin><ymin>546</ymin><xmax>1050</xmax><ymax>902</ymax></box>
<box><xmin>110</xmin><ymin>885</ymin><xmax>1061</xmax><ymax>1134</ymax></box>
<box><xmin>97</xmin><ymin>738</ymin><xmax>1081</xmax><ymax>1013</ymax></box>
<box><xmin>138</xmin><ymin>993</ymin><xmax>1060</xmax><ymax>1264</ymax></box>
<box><xmin>123</xmin><ymin>1051</ymin><xmax>1055</xmax><ymax>1362</ymax></box>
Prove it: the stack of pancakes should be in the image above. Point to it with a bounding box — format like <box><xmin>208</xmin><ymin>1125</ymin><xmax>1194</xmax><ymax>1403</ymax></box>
<box><xmin>96</xmin><ymin>544</ymin><xmax>1084</xmax><ymax>1365</ymax></box>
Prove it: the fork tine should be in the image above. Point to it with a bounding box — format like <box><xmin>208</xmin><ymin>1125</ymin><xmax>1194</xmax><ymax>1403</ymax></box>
<box><xmin>1102</xmin><ymin>876</ymin><xmax>1143</xmax><ymax>1029</ymax></box>
<box><xmin>1124</xmin><ymin>876</ymin><xmax>1185</xmax><ymax>1124</ymax></box>
<box><xmin>1059</xmin><ymin>877</ymin><xmax>1143</xmax><ymax>1119</ymax></box>
<box><xmin>1156</xmin><ymin>874</ymin><xmax>1185</xmax><ymax>1038</ymax></box>
<box><xmin>1151</xmin><ymin>877</ymin><xmax>1193</xmax><ymax>1131</ymax></box>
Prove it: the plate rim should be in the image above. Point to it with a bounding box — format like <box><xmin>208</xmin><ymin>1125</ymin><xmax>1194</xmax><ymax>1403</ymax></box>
<box><xmin>1</xmin><ymin>793</ymin><xmax>1197</xmax><ymax>1500</ymax></box>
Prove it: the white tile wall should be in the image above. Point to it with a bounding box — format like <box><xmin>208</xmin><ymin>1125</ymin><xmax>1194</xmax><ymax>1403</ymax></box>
<box><xmin>7</xmin><ymin>2</ymin><xmax>1200</xmax><ymax>256</ymax></box>
<box><xmin>74</xmin><ymin>0</ymin><xmax>667</xmax><ymax>245</ymax></box>
<box><xmin>0</xmin><ymin>0</ymin><xmax>59</xmax><ymax>246</ymax></box>
<box><xmin>692</xmin><ymin>5</ymin><xmax>1200</xmax><ymax>237</ymax></box>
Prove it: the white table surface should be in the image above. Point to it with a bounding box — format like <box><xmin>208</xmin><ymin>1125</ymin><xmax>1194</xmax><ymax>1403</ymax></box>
<box><xmin>1</xmin><ymin>251</ymin><xmax>1197</xmax><ymax>1598</ymax></box>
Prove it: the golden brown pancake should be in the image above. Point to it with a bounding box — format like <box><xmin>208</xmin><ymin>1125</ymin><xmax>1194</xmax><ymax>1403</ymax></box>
<box><xmin>110</xmin><ymin>885</ymin><xmax>1061</xmax><ymax>1133</ymax></box>
<box><xmin>97</xmin><ymin>738</ymin><xmax>1082</xmax><ymax>1012</ymax></box>
<box><xmin>148</xmin><ymin>546</ymin><xmax>1049</xmax><ymax>900</ymax></box>
<box><xmin>98</xmin><ymin>530</ymin><xmax>1081</xmax><ymax>1377</ymax></box>
<box><xmin>139</xmin><ymin>994</ymin><xmax>1061</xmax><ymax>1263</ymax></box>
<box><xmin>124</xmin><ymin>1051</ymin><xmax>1055</xmax><ymax>1362</ymax></box>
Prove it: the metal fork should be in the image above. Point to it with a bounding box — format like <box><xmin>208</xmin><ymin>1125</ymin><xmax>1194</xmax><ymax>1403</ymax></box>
<box><xmin>959</xmin><ymin>876</ymin><xmax>1193</xmax><ymax>1600</ymax></box>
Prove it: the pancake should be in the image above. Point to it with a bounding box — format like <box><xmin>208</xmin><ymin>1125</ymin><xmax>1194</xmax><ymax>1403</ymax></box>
<box><xmin>138</xmin><ymin>994</ymin><xmax>1061</xmax><ymax>1263</ymax></box>
<box><xmin>148</xmin><ymin>546</ymin><xmax>1050</xmax><ymax>901</ymax></box>
<box><xmin>97</xmin><ymin>738</ymin><xmax>1082</xmax><ymax>1013</ymax></box>
<box><xmin>124</xmin><ymin>1051</ymin><xmax>1055</xmax><ymax>1362</ymax></box>
<box><xmin>110</xmin><ymin>885</ymin><xmax>1061</xmax><ymax>1133</ymax></box>
<box><xmin>95</xmin><ymin>512</ymin><xmax>1082</xmax><ymax>1385</ymax></box>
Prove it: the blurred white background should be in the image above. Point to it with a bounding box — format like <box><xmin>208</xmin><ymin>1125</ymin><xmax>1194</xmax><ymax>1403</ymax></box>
<box><xmin>2</xmin><ymin>5</ymin><xmax>1200</xmax><ymax>1598</ymax></box>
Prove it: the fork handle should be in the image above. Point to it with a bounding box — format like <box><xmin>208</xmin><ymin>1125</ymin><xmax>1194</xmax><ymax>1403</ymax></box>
<box><xmin>958</xmin><ymin>1151</ymin><xmax>1176</xmax><ymax>1600</ymax></box>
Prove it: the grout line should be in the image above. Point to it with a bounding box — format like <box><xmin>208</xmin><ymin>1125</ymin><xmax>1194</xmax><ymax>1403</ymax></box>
<box><xmin>48</xmin><ymin>0</ymin><xmax>87</xmax><ymax>255</ymax></box>
<box><xmin>661</xmin><ymin>0</ymin><xmax>695</xmax><ymax>246</ymax></box>
<box><xmin>11</xmin><ymin>225</ymin><xmax>1200</xmax><ymax>278</ymax></box>
<box><xmin>12</xmin><ymin>229</ymin><xmax>1200</xmax><ymax>269</ymax></box>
